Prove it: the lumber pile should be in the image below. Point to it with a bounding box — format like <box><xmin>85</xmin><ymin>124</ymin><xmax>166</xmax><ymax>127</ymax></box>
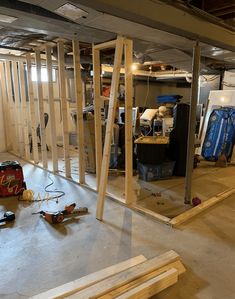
<box><xmin>31</xmin><ymin>250</ymin><xmax>185</xmax><ymax>299</ymax></box>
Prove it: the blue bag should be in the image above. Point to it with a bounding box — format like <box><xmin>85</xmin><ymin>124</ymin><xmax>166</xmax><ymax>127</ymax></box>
<box><xmin>202</xmin><ymin>107</ymin><xmax>235</xmax><ymax>161</ymax></box>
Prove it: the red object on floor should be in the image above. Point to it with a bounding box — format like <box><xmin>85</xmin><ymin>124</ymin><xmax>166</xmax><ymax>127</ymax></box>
<box><xmin>0</xmin><ymin>161</ymin><xmax>26</xmax><ymax>197</ymax></box>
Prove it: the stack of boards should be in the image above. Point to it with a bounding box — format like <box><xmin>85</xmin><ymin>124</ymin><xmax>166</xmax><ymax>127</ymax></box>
<box><xmin>31</xmin><ymin>250</ymin><xmax>185</xmax><ymax>299</ymax></box>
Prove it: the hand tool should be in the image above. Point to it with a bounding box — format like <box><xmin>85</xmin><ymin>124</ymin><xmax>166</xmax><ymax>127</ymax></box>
<box><xmin>0</xmin><ymin>211</ymin><xmax>15</xmax><ymax>224</ymax></box>
<box><xmin>32</xmin><ymin>203</ymin><xmax>88</xmax><ymax>224</ymax></box>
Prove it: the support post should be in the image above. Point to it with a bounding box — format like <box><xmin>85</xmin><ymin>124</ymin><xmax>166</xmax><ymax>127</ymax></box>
<box><xmin>92</xmin><ymin>45</ymin><xmax>102</xmax><ymax>190</ymax></box>
<box><xmin>73</xmin><ymin>39</ymin><xmax>85</xmax><ymax>184</ymax></box>
<box><xmin>35</xmin><ymin>49</ymin><xmax>48</xmax><ymax>168</ymax></box>
<box><xmin>5</xmin><ymin>61</ymin><xmax>17</xmax><ymax>153</ymax></box>
<box><xmin>124</xmin><ymin>39</ymin><xmax>134</xmax><ymax>204</ymax></box>
<box><xmin>96</xmin><ymin>36</ymin><xmax>124</xmax><ymax>220</ymax></box>
<box><xmin>12</xmin><ymin>61</ymin><xmax>24</xmax><ymax>156</ymax></box>
<box><xmin>57</xmin><ymin>40</ymin><xmax>71</xmax><ymax>178</ymax></box>
<box><xmin>184</xmin><ymin>42</ymin><xmax>201</xmax><ymax>204</ymax></box>
<box><xmin>45</xmin><ymin>45</ymin><xmax>58</xmax><ymax>173</ymax></box>
<box><xmin>0</xmin><ymin>63</ymin><xmax>11</xmax><ymax>150</ymax></box>
<box><xmin>26</xmin><ymin>53</ymin><xmax>39</xmax><ymax>164</ymax></box>
<box><xmin>18</xmin><ymin>61</ymin><xmax>30</xmax><ymax>160</ymax></box>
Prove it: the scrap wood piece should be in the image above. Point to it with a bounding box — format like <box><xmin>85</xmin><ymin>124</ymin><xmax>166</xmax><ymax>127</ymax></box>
<box><xmin>114</xmin><ymin>268</ymin><xmax>178</xmax><ymax>299</ymax></box>
<box><xmin>66</xmin><ymin>250</ymin><xmax>181</xmax><ymax>299</ymax></box>
<box><xmin>99</xmin><ymin>260</ymin><xmax>185</xmax><ymax>299</ymax></box>
<box><xmin>170</xmin><ymin>188</ymin><xmax>235</xmax><ymax>227</ymax></box>
<box><xmin>30</xmin><ymin>255</ymin><xmax>147</xmax><ymax>299</ymax></box>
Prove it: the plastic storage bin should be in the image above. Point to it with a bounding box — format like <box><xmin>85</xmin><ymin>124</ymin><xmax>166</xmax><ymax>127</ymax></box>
<box><xmin>138</xmin><ymin>161</ymin><xmax>175</xmax><ymax>181</ymax></box>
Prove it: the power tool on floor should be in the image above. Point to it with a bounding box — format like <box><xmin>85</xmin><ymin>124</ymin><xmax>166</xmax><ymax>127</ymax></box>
<box><xmin>0</xmin><ymin>211</ymin><xmax>15</xmax><ymax>225</ymax></box>
<box><xmin>0</xmin><ymin>161</ymin><xmax>26</xmax><ymax>197</ymax></box>
<box><xmin>33</xmin><ymin>203</ymin><xmax>88</xmax><ymax>224</ymax></box>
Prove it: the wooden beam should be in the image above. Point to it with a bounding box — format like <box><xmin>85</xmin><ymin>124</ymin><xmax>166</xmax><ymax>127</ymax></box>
<box><xmin>75</xmin><ymin>0</ymin><xmax>235</xmax><ymax>52</ymax></box>
<box><xmin>99</xmin><ymin>260</ymin><xmax>185</xmax><ymax>298</ymax></box>
<box><xmin>5</xmin><ymin>61</ymin><xmax>17</xmax><ymax>154</ymax></box>
<box><xmin>114</xmin><ymin>268</ymin><xmax>178</xmax><ymax>299</ymax></box>
<box><xmin>26</xmin><ymin>54</ymin><xmax>39</xmax><ymax>164</ymax></box>
<box><xmin>170</xmin><ymin>188</ymin><xmax>235</xmax><ymax>227</ymax></box>
<box><xmin>12</xmin><ymin>61</ymin><xmax>24</xmax><ymax>157</ymax></box>
<box><xmin>66</xmin><ymin>250</ymin><xmax>180</xmax><ymax>298</ymax></box>
<box><xmin>124</xmin><ymin>38</ymin><xmax>133</xmax><ymax>205</ymax></box>
<box><xmin>131</xmin><ymin>204</ymin><xmax>171</xmax><ymax>224</ymax></box>
<box><xmin>30</xmin><ymin>255</ymin><xmax>147</xmax><ymax>299</ymax></box>
<box><xmin>45</xmin><ymin>45</ymin><xmax>58</xmax><ymax>173</ymax></box>
<box><xmin>35</xmin><ymin>49</ymin><xmax>48</xmax><ymax>168</ymax></box>
<box><xmin>57</xmin><ymin>40</ymin><xmax>71</xmax><ymax>178</ymax></box>
<box><xmin>184</xmin><ymin>42</ymin><xmax>201</xmax><ymax>204</ymax></box>
<box><xmin>93</xmin><ymin>39</ymin><xmax>117</xmax><ymax>51</ymax></box>
<box><xmin>96</xmin><ymin>36</ymin><xmax>124</xmax><ymax>220</ymax></box>
<box><xmin>92</xmin><ymin>46</ymin><xmax>102</xmax><ymax>190</ymax></box>
<box><xmin>73</xmin><ymin>39</ymin><xmax>85</xmax><ymax>184</ymax></box>
<box><xmin>0</xmin><ymin>63</ymin><xmax>11</xmax><ymax>150</ymax></box>
<box><xmin>18</xmin><ymin>61</ymin><xmax>30</xmax><ymax>160</ymax></box>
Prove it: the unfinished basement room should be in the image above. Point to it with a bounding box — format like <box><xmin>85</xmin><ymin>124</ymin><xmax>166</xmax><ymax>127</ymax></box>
<box><xmin>0</xmin><ymin>0</ymin><xmax>235</xmax><ymax>298</ymax></box>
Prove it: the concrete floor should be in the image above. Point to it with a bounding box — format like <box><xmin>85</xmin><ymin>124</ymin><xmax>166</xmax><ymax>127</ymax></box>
<box><xmin>0</xmin><ymin>152</ymin><xmax>235</xmax><ymax>299</ymax></box>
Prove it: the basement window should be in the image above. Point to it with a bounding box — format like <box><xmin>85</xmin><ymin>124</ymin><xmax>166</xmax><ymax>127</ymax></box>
<box><xmin>31</xmin><ymin>66</ymin><xmax>56</xmax><ymax>82</ymax></box>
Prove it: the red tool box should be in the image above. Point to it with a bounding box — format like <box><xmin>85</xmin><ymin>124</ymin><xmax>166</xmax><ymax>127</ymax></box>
<box><xmin>0</xmin><ymin>161</ymin><xmax>26</xmax><ymax>197</ymax></box>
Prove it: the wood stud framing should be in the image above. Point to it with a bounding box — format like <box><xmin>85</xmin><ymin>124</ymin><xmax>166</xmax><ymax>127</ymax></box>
<box><xmin>0</xmin><ymin>63</ymin><xmax>11</xmax><ymax>150</ymax></box>
<box><xmin>124</xmin><ymin>39</ymin><xmax>134</xmax><ymax>205</ymax></box>
<box><xmin>73</xmin><ymin>39</ymin><xmax>85</xmax><ymax>184</ymax></box>
<box><xmin>12</xmin><ymin>61</ymin><xmax>24</xmax><ymax>157</ymax></box>
<box><xmin>57</xmin><ymin>40</ymin><xmax>71</xmax><ymax>178</ymax></box>
<box><xmin>95</xmin><ymin>36</ymin><xmax>134</xmax><ymax>220</ymax></box>
<box><xmin>18</xmin><ymin>61</ymin><xmax>30</xmax><ymax>160</ymax></box>
<box><xmin>45</xmin><ymin>45</ymin><xmax>58</xmax><ymax>173</ymax></box>
<box><xmin>35</xmin><ymin>49</ymin><xmax>48</xmax><ymax>168</ymax></box>
<box><xmin>26</xmin><ymin>53</ymin><xmax>39</xmax><ymax>164</ymax></box>
<box><xmin>96</xmin><ymin>36</ymin><xmax>125</xmax><ymax>220</ymax></box>
<box><xmin>92</xmin><ymin>45</ymin><xmax>102</xmax><ymax>189</ymax></box>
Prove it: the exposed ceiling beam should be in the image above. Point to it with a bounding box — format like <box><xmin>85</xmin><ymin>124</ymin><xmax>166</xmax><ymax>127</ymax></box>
<box><xmin>73</xmin><ymin>0</ymin><xmax>235</xmax><ymax>51</ymax></box>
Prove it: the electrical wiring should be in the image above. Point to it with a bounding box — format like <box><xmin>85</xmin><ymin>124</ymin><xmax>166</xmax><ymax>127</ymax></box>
<box><xmin>18</xmin><ymin>174</ymin><xmax>65</xmax><ymax>202</ymax></box>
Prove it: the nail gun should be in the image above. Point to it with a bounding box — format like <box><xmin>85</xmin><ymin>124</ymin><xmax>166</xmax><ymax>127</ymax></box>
<box><xmin>33</xmin><ymin>203</ymin><xmax>88</xmax><ymax>224</ymax></box>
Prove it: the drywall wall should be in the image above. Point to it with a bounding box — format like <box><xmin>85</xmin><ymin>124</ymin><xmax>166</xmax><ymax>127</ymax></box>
<box><xmin>134</xmin><ymin>80</ymin><xmax>191</xmax><ymax>107</ymax></box>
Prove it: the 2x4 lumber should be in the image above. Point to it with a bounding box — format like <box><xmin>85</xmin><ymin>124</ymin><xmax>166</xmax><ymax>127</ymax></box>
<box><xmin>184</xmin><ymin>42</ymin><xmax>201</xmax><ymax>204</ymax></box>
<box><xmin>26</xmin><ymin>54</ymin><xmax>39</xmax><ymax>164</ymax></box>
<box><xmin>30</xmin><ymin>255</ymin><xmax>147</xmax><ymax>299</ymax></box>
<box><xmin>93</xmin><ymin>39</ymin><xmax>117</xmax><ymax>51</ymax></box>
<box><xmin>99</xmin><ymin>260</ymin><xmax>185</xmax><ymax>299</ymax></box>
<box><xmin>12</xmin><ymin>61</ymin><xmax>24</xmax><ymax>156</ymax></box>
<box><xmin>115</xmin><ymin>268</ymin><xmax>178</xmax><ymax>299</ymax></box>
<box><xmin>0</xmin><ymin>63</ymin><xmax>11</xmax><ymax>150</ymax></box>
<box><xmin>96</xmin><ymin>36</ymin><xmax>124</xmax><ymax>220</ymax></box>
<box><xmin>18</xmin><ymin>61</ymin><xmax>30</xmax><ymax>160</ymax></box>
<box><xmin>170</xmin><ymin>188</ymin><xmax>235</xmax><ymax>227</ymax></box>
<box><xmin>124</xmin><ymin>39</ymin><xmax>133</xmax><ymax>205</ymax></box>
<box><xmin>45</xmin><ymin>45</ymin><xmax>58</xmax><ymax>173</ymax></box>
<box><xmin>67</xmin><ymin>250</ymin><xmax>180</xmax><ymax>298</ymax></box>
<box><xmin>5</xmin><ymin>61</ymin><xmax>17</xmax><ymax>153</ymax></box>
<box><xmin>73</xmin><ymin>39</ymin><xmax>85</xmax><ymax>184</ymax></box>
<box><xmin>35</xmin><ymin>49</ymin><xmax>48</xmax><ymax>168</ymax></box>
<box><xmin>131</xmin><ymin>204</ymin><xmax>171</xmax><ymax>224</ymax></box>
<box><xmin>57</xmin><ymin>40</ymin><xmax>71</xmax><ymax>178</ymax></box>
<box><xmin>92</xmin><ymin>46</ymin><xmax>102</xmax><ymax>189</ymax></box>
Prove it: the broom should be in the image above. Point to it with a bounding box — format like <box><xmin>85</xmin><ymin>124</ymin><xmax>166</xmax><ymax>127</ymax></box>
<box><xmin>215</xmin><ymin>111</ymin><xmax>229</xmax><ymax>167</ymax></box>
